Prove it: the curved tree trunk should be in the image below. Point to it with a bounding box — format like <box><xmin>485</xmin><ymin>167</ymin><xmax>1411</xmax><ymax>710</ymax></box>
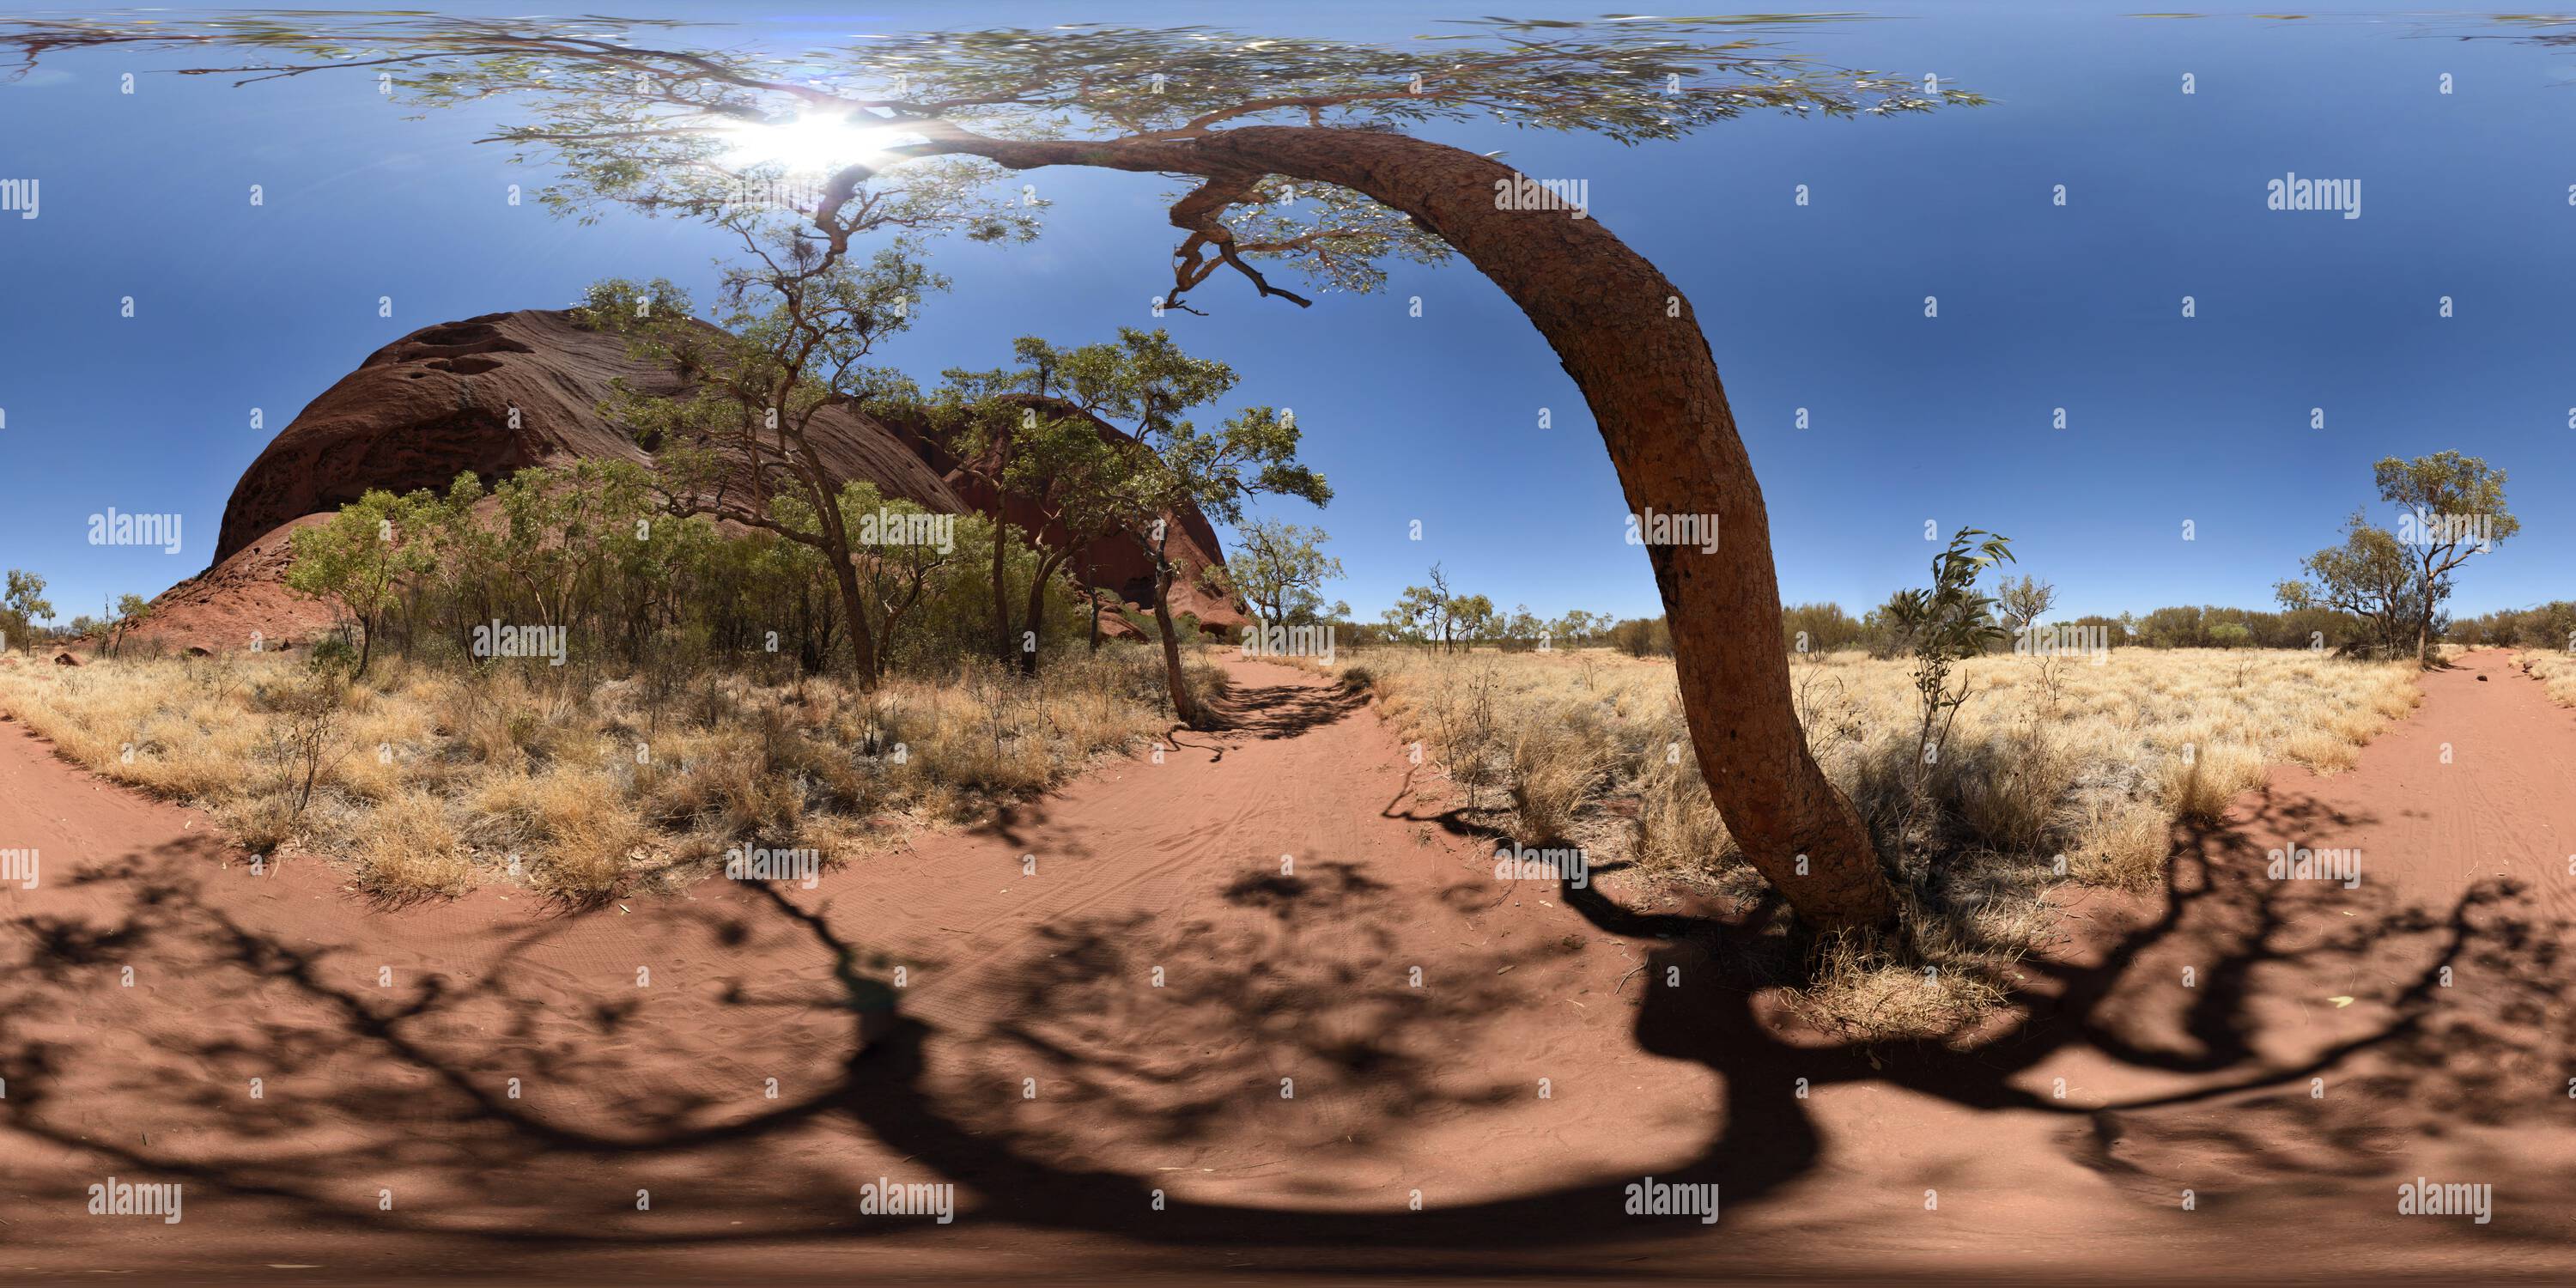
<box><xmin>939</xmin><ymin>125</ymin><xmax>1894</xmax><ymax>929</ymax></box>
<box><xmin>1224</xmin><ymin>130</ymin><xmax>1894</xmax><ymax>929</ymax></box>
<box><xmin>1150</xmin><ymin>561</ymin><xmax>1200</xmax><ymax>727</ymax></box>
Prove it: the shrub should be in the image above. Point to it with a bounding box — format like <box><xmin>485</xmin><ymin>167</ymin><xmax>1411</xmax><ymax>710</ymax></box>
<box><xmin>1328</xmin><ymin>644</ymin><xmax>2420</xmax><ymax>1041</ymax></box>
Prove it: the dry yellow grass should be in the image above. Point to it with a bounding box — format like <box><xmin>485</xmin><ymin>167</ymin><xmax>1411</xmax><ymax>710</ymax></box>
<box><xmin>0</xmin><ymin>646</ymin><xmax>1200</xmax><ymax>902</ymax></box>
<box><xmin>2514</xmin><ymin>650</ymin><xmax>2576</xmax><ymax>708</ymax></box>
<box><xmin>0</xmin><ymin>637</ymin><xmax>2416</xmax><ymax>1037</ymax></box>
<box><xmin>355</xmin><ymin>792</ymin><xmax>474</xmax><ymax>900</ymax></box>
<box><xmin>1340</xmin><ymin>643</ymin><xmax>2421</xmax><ymax>1041</ymax></box>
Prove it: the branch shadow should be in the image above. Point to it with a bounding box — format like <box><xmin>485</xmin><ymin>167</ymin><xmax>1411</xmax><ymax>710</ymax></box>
<box><xmin>3</xmin><ymin>769</ymin><xmax>2572</xmax><ymax>1271</ymax></box>
<box><xmin>1205</xmin><ymin>671</ymin><xmax>1368</xmax><ymax>740</ymax></box>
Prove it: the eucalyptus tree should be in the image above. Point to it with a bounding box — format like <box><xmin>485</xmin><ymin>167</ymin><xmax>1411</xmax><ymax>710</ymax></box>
<box><xmin>2372</xmin><ymin>452</ymin><xmax>2517</xmax><ymax>667</ymax></box>
<box><xmin>1388</xmin><ymin>566</ymin><xmax>1461</xmax><ymax>654</ymax></box>
<box><xmin>283</xmin><ymin>487</ymin><xmax>434</xmax><ymax>675</ymax></box>
<box><xmin>2278</xmin><ymin>511</ymin><xmax>2425</xmax><ymax>659</ymax></box>
<box><xmin>1995</xmin><ymin>574</ymin><xmax>2057</xmax><ymax>645</ymax></box>
<box><xmin>927</xmin><ymin>336</ymin><xmax>1160</xmax><ymax>677</ymax></box>
<box><xmin>105</xmin><ymin>593</ymin><xmax>155</xmax><ymax>660</ymax></box>
<box><xmin>993</xmin><ymin>328</ymin><xmax>1327</xmax><ymax>726</ymax></box>
<box><xmin>1227</xmin><ymin>519</ymin><xmax>1345</xmax><ymax>631</ymax></box>
<box><xmin>4</xmin><ymin>11</ymin><xmax>1981</xmax><ymax>927</ymax></box>
<box><xmin>3</xmin><ymin>569</ymin><xmax>56</xmax><ymax>652</ymax></box>
<box><xmin>577</xmin><ymin>230</ymin><xmax>946</xmax><ymax>683</ymax></box>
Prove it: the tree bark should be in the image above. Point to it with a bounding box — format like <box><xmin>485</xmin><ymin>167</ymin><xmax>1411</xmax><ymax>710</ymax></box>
<box><xmin>756</xmin><ymin>467</ymin><xmax>881</xmax><ymax>684</ymax></box>
<box><xmin>2415</xmin><ymin>546</ymin><xmax>2448</xmax><ymax>669</ymax></box>
<box><xmin>1085</xmin><ymin>552</ymin><xmax>1103</xmax><ymax>653</ymax></box>
<box><xmin>1021</xmin><ymin>550</ymin><xmax>1067</xmax><ymax>677</ymax></box>
<box><xmin>1150</xmin><ymin>559</ymin><xmax>1199</xmax><ymax>727</ymax></box>
<box><xmin>992</xmin><ymin>518</ymin><xmax>1015</xmax><ymax>666</ymax></box>
<box><xmin>829</xmin><ymin>555</ymin><xmax>881</xmax><ymax>683</ymax></box>
<box><xmin>939</xmin><ymin>125</ymin><xmax>1897</xmax><ymax>929</ymax></box>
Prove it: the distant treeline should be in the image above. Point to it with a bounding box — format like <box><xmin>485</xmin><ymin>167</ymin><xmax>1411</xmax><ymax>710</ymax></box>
<box><xmin>2449</xmin><ymin>602</ymin><xmax>2576</xmax><ymax>650</ymax></box>
<box><xmin>1331</xmin><ymin>454</ymin><xmax>2540</xmax><ymax>667</ymax></box>
<box><xmin>1320</xmin><ymin>598</ymin><xmax>2576</xmax><ymax>659</ymax></box>
<box><xmin>1768</xmin><ymin>598</ymin><xmax>2576</xmax><ymax>657</ymax></box>
<box><xmin>1777</xmin><ymin>601</ymin><xmax>2367</xmax><ymax>657</ymax></box>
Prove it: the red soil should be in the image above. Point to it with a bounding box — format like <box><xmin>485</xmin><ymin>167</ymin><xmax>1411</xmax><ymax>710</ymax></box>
<box><xmin>1</xmin><ymin>649</ymin><xmax>2572</xmax><ymax>1285</ymax></box>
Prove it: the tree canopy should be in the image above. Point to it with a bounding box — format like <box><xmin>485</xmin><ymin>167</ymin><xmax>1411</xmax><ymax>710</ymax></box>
<box><xmin>4</xmin><ymin>12</ymin><xmax>1975</xmax><ymax>312</ymax></box>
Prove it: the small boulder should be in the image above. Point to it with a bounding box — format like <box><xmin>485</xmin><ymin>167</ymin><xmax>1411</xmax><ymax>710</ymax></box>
<box><xmin>52</xmin><ymin>652</ymin><xmax>81</xmax><ymax>667</ymax></box>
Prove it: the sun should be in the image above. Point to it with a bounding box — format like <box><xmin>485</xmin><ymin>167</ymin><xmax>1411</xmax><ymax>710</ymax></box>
<box><xmin>710</xmin><ymin>114</ymin><xmax>910</xmax><ymax>173</ymax></box>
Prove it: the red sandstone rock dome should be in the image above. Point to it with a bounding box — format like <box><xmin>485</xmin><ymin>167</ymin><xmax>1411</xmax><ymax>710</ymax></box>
<box><xmin>145</xmin><ymin>309</ymin><xmax>1243</xmax><ymax>650</ymax></box>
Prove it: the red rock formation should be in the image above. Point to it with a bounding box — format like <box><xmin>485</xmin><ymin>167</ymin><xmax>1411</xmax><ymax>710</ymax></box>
<box><xmin>211</xmin><ymin>311</ymin><xmax>967</xmax><ymax>562</ymax></box>
<box><xmin>871</xmin><ymin>398</ymin><xmax>1239</xmax><ymax>632</ymax></box>
<box><xmin>152</xmin><ymin>309</ymin><xmax>1242</xmax><ymax>652</ymax></box>
<box><xmin>135</xmin><ymin>513</ymin><xmax>334</xmax><ymax>653</ymax></box>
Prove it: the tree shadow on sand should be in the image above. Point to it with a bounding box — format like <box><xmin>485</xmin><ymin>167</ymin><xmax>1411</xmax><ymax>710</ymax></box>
<box><xmin>3</xmin><ymin>758</ymin><xmax>2573</xmax><ymax>1269</ymax></box>
<box><xmin>1206</xmin><ymin>669</ymin><xmax>1371</xmax><ymax>741</ymax></box>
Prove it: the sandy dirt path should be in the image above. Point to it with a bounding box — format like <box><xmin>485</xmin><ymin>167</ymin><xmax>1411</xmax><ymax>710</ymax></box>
<box><xmin>2</xmin><ymin>651</ymin><xmax>2573</xmax><ymax>1285</ymax></box>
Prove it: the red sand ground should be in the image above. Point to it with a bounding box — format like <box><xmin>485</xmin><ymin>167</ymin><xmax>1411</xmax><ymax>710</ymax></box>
<box><xmin>2</xmin><ymin>650</ymin><xmax>2573</xmax><ymax>1285</ymax></box>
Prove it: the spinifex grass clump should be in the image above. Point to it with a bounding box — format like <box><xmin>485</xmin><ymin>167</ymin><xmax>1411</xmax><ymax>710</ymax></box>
<box><xmin>0</xmin><ymin>644</ymin><xmax>1215</xmax><ymax>903</ymax></box>
<box><xmin>2515</xmin><ymin>650</ymin><xmax>2576</xmax><ymax>707</ymax></box>
<box><xmin>1342</xmin><ymin>643</ymin><xmax>2418</xmax><ymax>1041</ymax></box>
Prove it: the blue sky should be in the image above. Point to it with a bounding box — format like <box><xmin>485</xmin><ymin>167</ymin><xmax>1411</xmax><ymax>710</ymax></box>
<box><xmin>3</xmin><ymin>3</ymin><xmax>2573</xmax><ymax>628</ymax></box>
